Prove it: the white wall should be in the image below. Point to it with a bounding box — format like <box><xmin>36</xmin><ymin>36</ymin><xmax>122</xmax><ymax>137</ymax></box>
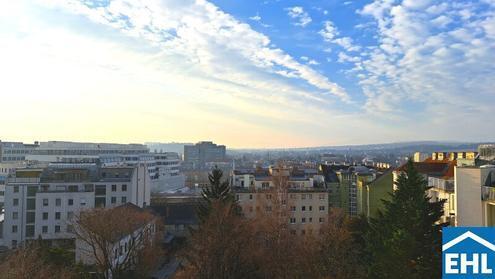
<box><xmin>455</xmin><ymin>167</ymin><xmax>483</xmax><ymax>226</ymax></box>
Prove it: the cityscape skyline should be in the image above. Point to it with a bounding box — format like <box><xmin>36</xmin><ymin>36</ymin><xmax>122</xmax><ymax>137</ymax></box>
<box><xmin>1</xmin><ymin>0</ymin><xmax>494</xmax><ymax>148</ymax></box>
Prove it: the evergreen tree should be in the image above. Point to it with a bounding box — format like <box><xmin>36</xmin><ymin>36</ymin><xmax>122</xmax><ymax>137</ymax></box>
<box><xmin>196</xmin><ymin>167</ymin><xmax>237</xmax><ymax>222</ymax></box>
<box><xmin>366</xmin><ymin>160</ymin><xmax>445</xmax><ymax>279</ymax></box>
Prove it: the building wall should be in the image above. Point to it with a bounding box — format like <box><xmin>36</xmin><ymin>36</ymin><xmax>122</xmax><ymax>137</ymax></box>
<box><xmin>455</xmin><ymin>167</ymin><xmax>484</xmax><ymax>226</ymax></box>
<box><xmin>236</xmin><ymin>191</ymin><xmax>328</xmax><ymax>235</ymax></box>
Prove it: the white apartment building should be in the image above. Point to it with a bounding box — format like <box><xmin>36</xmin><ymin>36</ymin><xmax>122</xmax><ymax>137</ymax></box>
<box><xmin>454</xmin><ymin>165</ymin><xmax>495</xmax><ymax>227</ymax></box>
<box><xmin>1</xmin><ymin>163</ymin><xmax>151</xmax><ymax>249</ymax></box>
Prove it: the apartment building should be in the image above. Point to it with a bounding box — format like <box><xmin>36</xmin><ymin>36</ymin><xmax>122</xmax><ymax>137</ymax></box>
<box><xmin>1</xmin><ymin>163</ymin><xmax>150</xmax><ymax>249</ymax></box>
<box><xmin>232</xmin><ymin>166</ymin><xmax>328</xmax><ymax>236</ymax></box>
<box><xmin>454</xmin><ymin>165</ymin><xmax>495</xmax><ymax>227</ymax></box>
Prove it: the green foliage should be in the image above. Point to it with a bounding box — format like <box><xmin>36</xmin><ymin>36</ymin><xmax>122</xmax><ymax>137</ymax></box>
<box><xmin>366</xmin><ymin>160</ymin><xmax>446</xmax><ymax>279</ymax></box>
<box><xmin>196</xmin><ymin>167</ymin><xmax>237</xmax><ymax>223</ymax></box>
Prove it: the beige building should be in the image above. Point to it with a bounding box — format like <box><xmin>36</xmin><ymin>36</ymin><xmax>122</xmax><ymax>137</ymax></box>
<box><xmin>232</xmin><ymin>166</ymin><xmax>328</xmax><ymax>236</ymax></box>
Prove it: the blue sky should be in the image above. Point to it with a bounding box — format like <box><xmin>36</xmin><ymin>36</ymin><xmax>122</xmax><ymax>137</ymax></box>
<box><xmin>0</xmin><ymin>0</ymin><xmax>494</xmax><ymax>148</ymax></box>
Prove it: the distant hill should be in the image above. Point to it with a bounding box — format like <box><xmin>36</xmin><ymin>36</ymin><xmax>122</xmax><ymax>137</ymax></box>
<box><xmin>229</xmin><ymin>141</ymin><xmax>490</xmax><ymax>154</ymax></box>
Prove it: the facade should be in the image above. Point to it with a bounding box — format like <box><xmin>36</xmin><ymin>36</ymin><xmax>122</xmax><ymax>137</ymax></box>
<box><xmin>183</xmin><ymin>141</ymin><xmax>226</xmax><ymax>169</ymax></box>
<box><xmin>232</xmin><ymin>166</ymin><xmax>328</xmax><ymax>236</ymax></box>
<box><xmin>454</xmin><ymin>165</ymin><xmax>495</xmax><ymax>227</ymax></box>
<box><xmin>0</xmin><ymin>141</ymin><xmax>39</xmax><ymax>163</ymax></box>
<box><xmin>356</xmin><ymin>171</ymin><xmax>393</xmax><ymax>218</ymax></box>
<box><xmin>413</xmin><ymin>152</ymin><xmax>428</xmax><ymax>162</ymax></box>
<box><xmin>1</xmin><ymin>164</ymin><xmax>151</xmax><ymax>249</ymax></box>
<box><xmin>479</xmin><ymin>144</ymin><xmax>495</xmax><ymax>161</ymax></box>
<box><xmin>151</xmin><ymin>194</ymin><xmax>200</xmax><ymax>237</ymax></box>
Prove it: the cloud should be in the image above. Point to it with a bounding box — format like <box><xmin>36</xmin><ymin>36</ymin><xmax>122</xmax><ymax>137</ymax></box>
<box><xmin>286</xmin><ymin>6</ymin><xmax>312</xmax><ymax>27</ymax></box>
<box><xmin>319</xmin><ymin>21</ymin><xmax>361</xmax><ymax>52</ymax></box>
<box><xmin>319</xmin><ymin>20</ymin><xmax>339</xmax><ymax>41</ymax></box>
<box><xmin>337</xmin><ymin>52</ymin><xmax>361</xmax><ymax>63</ymax></box>
<box><xmin>39</xmin><ymin>0</ymin><xmax>348</xmax><ymax>102</ymax></box>
<box><xmin>354</xmin><ymin>0</ymin><xmax>495</xmax><ymax>132</ymax></box>
<box><xmin>249</xmin><ymin>15</ymin><xmax>261</xmax><ymax>21</ymax></box>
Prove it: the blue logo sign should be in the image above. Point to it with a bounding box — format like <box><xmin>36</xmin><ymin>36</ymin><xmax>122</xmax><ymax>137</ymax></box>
<box><xmin>443</xmin><ymin>227</ymin><xmax>495</xmax><ymax>278</ymax></box>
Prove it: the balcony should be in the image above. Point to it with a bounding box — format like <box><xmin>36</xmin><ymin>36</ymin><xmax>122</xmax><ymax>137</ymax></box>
<box><xmin>7</xmin><ymin>177</ymin><xmax>40</xmax><ymax>183</ymax></box>
<box><xmin>482</xmin><ymin>186</ymin><xmax>495</xmax><ymax>202</ymax></box>
<box><xmin>428</xmin><ymin>177</ymin><xmax>454</xmax><ymax>192</ymax></box>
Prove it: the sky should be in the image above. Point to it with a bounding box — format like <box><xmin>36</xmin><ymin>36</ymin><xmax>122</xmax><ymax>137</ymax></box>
<box><xmin>0</xmin><ymin>0</ymin><xmax>494</xmax><ymax>148</ymax></box>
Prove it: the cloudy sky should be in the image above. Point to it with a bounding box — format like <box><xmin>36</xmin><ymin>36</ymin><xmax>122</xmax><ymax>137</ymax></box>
<box><xmin>0</xmin><ymin>0</ymin><xmax>494</xmax><ymax>148</ymax></box>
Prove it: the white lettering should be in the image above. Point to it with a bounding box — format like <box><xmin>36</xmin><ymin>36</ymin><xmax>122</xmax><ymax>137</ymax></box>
<box><xmin>445</xmin><ymin>253</ymin><xmax>459</xmax><ymax>274</ymax></box>
<box><xmin>460</xmin><ymin>253</ymin><xmax>479</xmax><ymax>274</ymax></box>
<box><xmin>481</xmin><ymin>253</ymin><xmax>493</xmax><ymax>274</ymax></box>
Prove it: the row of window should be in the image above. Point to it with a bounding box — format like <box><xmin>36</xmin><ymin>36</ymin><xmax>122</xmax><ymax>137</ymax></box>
<box><xmin>11</xmin><ymin>211</ymin><xmax>74</xmax><ymax>221</ymax></box>
<box><xmin>290</xmin><ymin>205</ymin><xmax>326</xmax><ymax>212</ymax></box>
<box><xmin>11</xmin><ymin>224</ymin><xmax>68</xmax><ymax>234</ymax></box>
<box><xmin>289</xmin><ymin>217</ymin><xmax>325</xmax><ymax>224</ymax></box>
<box><xmin>245</xmin><ymin>193</ymin><xmax>327</xmax><ymax>200</ymax></box>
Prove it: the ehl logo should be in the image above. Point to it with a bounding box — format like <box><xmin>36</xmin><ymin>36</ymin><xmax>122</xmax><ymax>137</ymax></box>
<box><xmin>443</xmin><ymin>227</ymin><xmax>495</xmax><ymax>278</ymax></box>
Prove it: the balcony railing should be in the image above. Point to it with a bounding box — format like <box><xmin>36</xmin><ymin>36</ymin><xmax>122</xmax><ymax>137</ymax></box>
<box><xmin>482</xmin><ymin>186</ymin><xmax>495</xmax><ymax>201</ymax></box>
<box><xmin>428</xmin><ymin>177</ymin><xmax>454</xmax><ymax>192</ymax></box>
<box><xmin>7</xmin><ymin>177</ymin><xmax>40</xmax><ymax>183</ymax></box>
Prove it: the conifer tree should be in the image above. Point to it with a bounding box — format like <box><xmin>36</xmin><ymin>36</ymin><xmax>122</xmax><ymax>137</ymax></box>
<box><xmin>366</xmin><ymin>160</ymin><xmax>445</xmax><ymax>279</ymax></box>
<box><xmin>196</xmin><ymin>167</ymin><xmax>237</xmax><ymax>222</ymax></box>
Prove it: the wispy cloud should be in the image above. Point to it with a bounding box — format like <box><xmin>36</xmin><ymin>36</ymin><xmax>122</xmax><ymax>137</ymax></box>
<box><xmin>286</xmin><ymin>6</ymin><xmax>312</xmax><ymax>27</ymax></box>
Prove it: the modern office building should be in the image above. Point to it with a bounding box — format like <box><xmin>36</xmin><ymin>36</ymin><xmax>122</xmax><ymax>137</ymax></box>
<box><xmin>1</xmin><ymin>163</ymin><xmax>151</xmax><ymax>249</ymax></box>
<box><xmin>183</xmin><ymin>141</ymin><xmax>226</xmax><ymax>169</ymax></box>
<box><xmin>0</xmin><ymin>141</ymin><xmax>39</xmax><ymax>163</ymax></box>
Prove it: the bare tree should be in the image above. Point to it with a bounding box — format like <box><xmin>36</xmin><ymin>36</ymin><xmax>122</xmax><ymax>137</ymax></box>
<box><xmin>71</xmin><ymin>204</ymin><xmax>161</xmax><ymax>278</ymax></box>
<box><xmin>0</xmin><ymin>242</ymin><xmax>76</xmax><ymax>279</ymax></box>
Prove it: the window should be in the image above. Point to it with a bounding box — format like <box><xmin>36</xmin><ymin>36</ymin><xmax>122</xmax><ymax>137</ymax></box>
<box><xmin>121</xmin><ymin>197</ymin><xmax>127</xmax><ymax>203</ymax></box>
<box><xmin>290</xmin><ymin>194</ymin><xmax>296</xmax><ymax>199</ymax></box>
<box><xmin>249</xmin><ymin>206</ymin><xmax>253</xmax><ymax>212</ymax></box>
<box><xmin>80</xmin><ymin>198</ymin><xmax>86</xmax><ymax>206</ymax></box>
<box><xmin>111</xmin><ymin>197</ymin><xmax>116</xmax><ymax>204</ymax></box>
<box><xmin>13</xmin><ymin>186</ymin><xmax>19</xmax><ymax>193</ymax></box>
<box><xmin>68</xmin><ymin>199</ymin><xmax>74</xmax><ymax>206</ymax></box>
<box><xmin>266</xmin><ymin>194</ymin><xmax>272</xmax><ymax>200</ymax></box>
<box><xmin>235</xmin><ymin>194</ymin><xmax>240</xmax><ymax>201</ymax></box>
<box><xmin>95</xmin><ymin>197</ymin><xmax>106</xmax><ymax>207</ymax></box>
<box><xmin>12</xmin><ymin>212</ymin><xmax>18</xmax><ymax>220</ymax></box>
<box><xmin>43</xmin><ymin>199</ymin><xmax>49</xmax><ymax>206</ymax></box>
<box><xmin>290</xmin><ymin>206</ymin><xmax>296</xmax><ymax>212</ymax></box>
<box><xmin>42</xmin><ymin>212</ymin><xmax>48</xmax><ymax>220</ymax></box>
<box><xmin>319</xmin><ymin>206</ymin><xmax>325</xmax><ymax>211</ymax></box>
<box><xmin>95</xmin><ymin>185</ymin><xmax>106</xmax><ymax>195</ymax></box>
<box><xmin>55</xmin><ymin>226</ymin><xmax>60</xmax><ymax>233</ymax></box>
<box><xmin>67</xmin><ymin>225</ymin><xmax>74</xmax><ymax>233</ymax></box>
<box><xmin>319</xmin><ymin>217</ymin><xmax>324</xmax><ymax>223</ymax></box>
<box><xmin>302</xmin><ymin>217</ymin><xmax>306</xmax><ymax>223</ymax></box>
<box><xmin>12</xmin><ymin>225</ymin><xmax>18</xmax><ymax>233</ymax></box>
<box><xmin>27</xmin><ymin>186</ymin><xmax>37</xmax><ymax>197</ymax></box>
<box><xmin>308</xmin><ymin>194</ymin><xmax>312</xmax><ymax>199</ymax></box>
<box><xmin>55</xmin><ymin>212</ymin><xmax>61</xmax><ymax>220</ymax></box>
<box><xmin>27</xmin><ymin>199</ymin><xmax>35</xmax><ymax>210</ymax></box>
<box><xmin>290</xmin><ymin>230</ymin><xmax>296</xmax><ymax>235</ymax></box>
<box><xmin>42</xmin><ymin>226</ymin><xmax>48</xmax><ymax>234</ymax></box>
<box><xmin>249</xmin><ymin>194</ymin><xmax>253</xmax><ymax>200</ymax></box>
<box><xmin>302</xmin><ymin>206</ymin><xmax>306</xmax><ymax>211</ymax></box>
<box><xmin>301</xmin><ymin>194</ymin><xmax>306</xmax><ymax>200</ymax></box>
<box><xmin>265</xmin><ymin>206</ymin><xmax>272</xmax><ymax>212</ymax></box>
<box><xmin>121</xmin><ymin>184</ymin><xmax>127</xmax><ymax>192</ymax></box>
<box><xmin>289</xmin><ymin>218</ymin><xmax>296</xmax><ymax>224</ymax></box>
<box><xmin>56</xmin><ymin>198</ymin><xmax>61</xmax><ymax>206</ymax></box>
<box><xmin>68</xmin><ymin>185</ymin><xmax>78</xmax><ymax>192</ymax></box>
<box><xmin>26</xmin><ymin>225</ymin><xmax>34</xmax><ymax>237</ymax></box>
<box><xmin>309</xmin><ymin>217</ymin><xmax>313</xmax><ymax>223</ymax></box>
<box><xmin>13</xmin><ymin>198</ymin><xmax>18</xmax><ymax>206</ymax></box>
<box><xmin>309</xmin><ymin>206</ymin><xmax>313</xmax><ymax>211</ymax></box>
<box><xmin>112</xmin><ymin>185</ymin><xmax>117</xmax><ymax>192</ymax></box>
<box><xmin>319</xmin><ymin>194</ymin><xmax>326</xmax><ymax>200</ymax></box>
<box><xmin>26</xmin><ymin>212</ymin><xmax>35</xmax><ymax>223</ymax></box>
<box><xmin>67</xmin><ymin>212</ymin><xmax>74</xmax><ymax>220</ymax></box>
<box><xmin>11</xmin><ymin>240</ymin><xmax>17</xmax><ymax>248</ymax></box>
<box><xmin>301</xmin><ymin>230</ymin><xmax>306</xmax><ymax>235</ymax></box>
